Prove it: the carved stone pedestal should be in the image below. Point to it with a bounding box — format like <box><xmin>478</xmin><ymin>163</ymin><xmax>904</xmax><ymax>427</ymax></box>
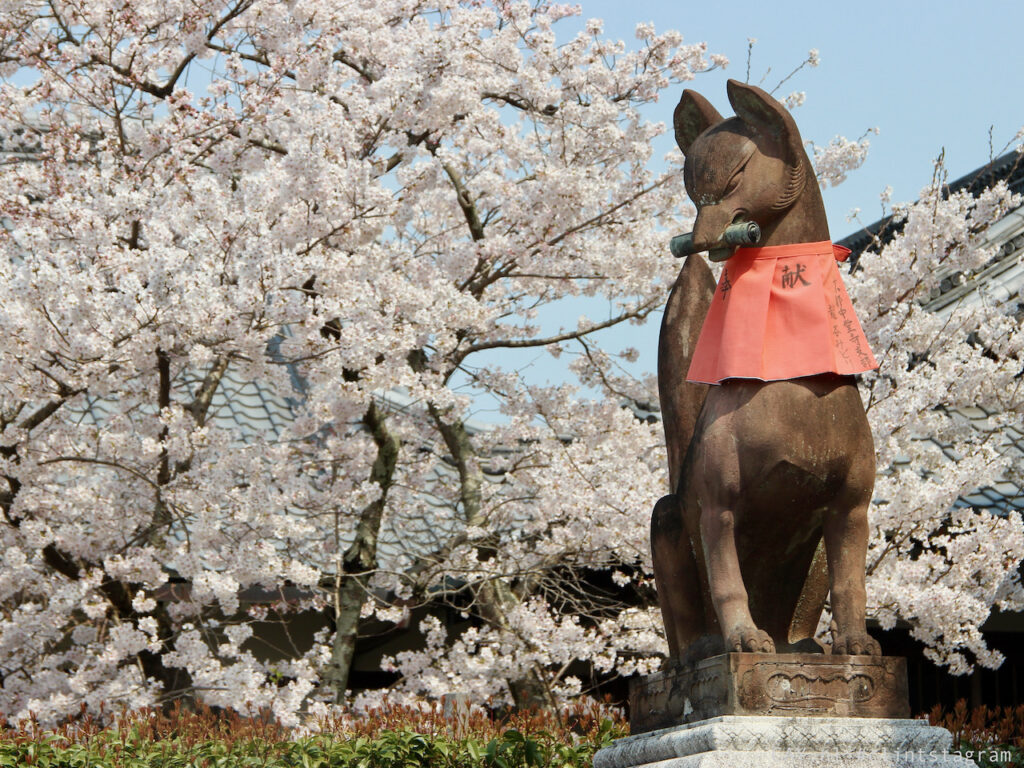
<box><xmin>592</xmin><ymin>716</ymin><xmax>976</xmax><ymax>767</ymax></box>
<box><xmin>593</xmin><ymin>654</ymin><xmax>972</xmax><ymax>766</ymax></box>
<box><xmin>630</xmin><ymin>653</ymin><xmax>910</xmax><ymax>734</ymax></box>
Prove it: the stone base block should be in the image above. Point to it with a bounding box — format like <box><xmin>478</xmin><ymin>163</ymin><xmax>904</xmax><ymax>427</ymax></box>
<box><xmin>631</xmin><ymin>653</ymin><xmax>910</xmax><ymax>734</ymax></box>
<box><xmin>593</xmin><ymin>716</ymin><xmax>975</xmax><ymax>768</ymax></box>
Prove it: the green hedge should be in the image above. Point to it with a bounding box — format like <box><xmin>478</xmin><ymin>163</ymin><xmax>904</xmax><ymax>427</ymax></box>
<box><xmin>0</xmin><ymin>701</ymin><xmax>626</xmax><ymax>768</ymax></box>
<box><xmin>0</xmin><ymin>725</ymin><xmax>622</xmax><ymax>768</ymax></box>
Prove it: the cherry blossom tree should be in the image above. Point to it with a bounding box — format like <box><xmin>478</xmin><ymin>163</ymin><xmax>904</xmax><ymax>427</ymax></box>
<box><xmin>0</xmin><ymin>0</ymin><xmax>723</xmax><ymax>723</ymax></box>
<box><xmin>0</xmin><ymin>0</ymin><xmax>1021</xmax><ymax>727</ymax></box>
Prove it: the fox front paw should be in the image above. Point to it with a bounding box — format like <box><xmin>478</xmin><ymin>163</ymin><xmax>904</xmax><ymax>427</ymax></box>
<box><xmin>726</xmin><ymin>625</ymin><xmax>775</xmax><ymax>653</ymax></box>
<box><xmin>832</xmin><ymin>631</ymin><xmax>881</xmax><ymax>656</ymax></box>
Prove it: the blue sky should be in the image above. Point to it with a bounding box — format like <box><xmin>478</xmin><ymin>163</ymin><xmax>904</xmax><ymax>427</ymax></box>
<box><xmin>465</xmin><ymin>1</ymin><xmax>1024</xmax><ymax>417</ymax></box>
<box><xmin>571</xmin><ymin>0</ymin><xmax>1024</xmax><ymax>234</ymax></box>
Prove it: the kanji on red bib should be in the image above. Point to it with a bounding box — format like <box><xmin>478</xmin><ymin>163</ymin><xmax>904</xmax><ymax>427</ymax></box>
<box><xmin>686</xmin><ymin>240</ymin><xmax>878</xmax><ymax>385</ymax></box>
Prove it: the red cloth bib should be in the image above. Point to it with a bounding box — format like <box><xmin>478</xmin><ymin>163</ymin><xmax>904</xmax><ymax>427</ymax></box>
<box><xmin>686</xmin><ymin>240</ymin><xmax>878</xmax><ymax>385</ymax></box>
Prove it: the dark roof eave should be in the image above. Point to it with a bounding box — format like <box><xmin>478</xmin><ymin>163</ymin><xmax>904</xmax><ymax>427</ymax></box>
<box><xmin>837</xmin><ymin>150</ymin><xmax>1024</xmax><ymax>259</ymax></box>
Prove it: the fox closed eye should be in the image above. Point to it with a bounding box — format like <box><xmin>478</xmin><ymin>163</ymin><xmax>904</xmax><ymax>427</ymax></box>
<box><xmin>720</xmin><ymin>149</ymin><xmax>755</xmax><ymax>199</ymax></box>
<box><xmin>693</xmin><ymin>167</ymin><xmax>744</xmax><ymax>207</ymax></box>
<box><xmin>722</xmin><ymin>170</ymin><xmax>743</xmax><ymax>197</ymax></box>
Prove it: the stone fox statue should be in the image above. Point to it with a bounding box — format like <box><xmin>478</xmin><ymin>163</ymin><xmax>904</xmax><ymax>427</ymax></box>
<box><xmin>652</xmin><ymin>79</ymin><xmax>883</xmax><ymax>659</ymax></box>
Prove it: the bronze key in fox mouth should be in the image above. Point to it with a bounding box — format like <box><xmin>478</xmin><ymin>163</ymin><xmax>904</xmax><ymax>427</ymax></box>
<box><xmin>670</xmin><ymin>220</ymin><xmax>761</xmax><ymax>260</ymax></box>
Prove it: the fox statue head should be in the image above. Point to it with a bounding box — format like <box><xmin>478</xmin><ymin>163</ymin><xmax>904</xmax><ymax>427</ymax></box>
<box><xmin>672</xmin><ymin>79</ymin><xmax>828</xmax><ymax>261</ymax></box>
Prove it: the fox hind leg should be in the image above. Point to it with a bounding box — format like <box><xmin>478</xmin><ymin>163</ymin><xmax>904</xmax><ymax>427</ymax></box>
<box><xmin>651</xmin><ymin>494</ymin><xmax>708</xmax><ymax>659</ymax></box>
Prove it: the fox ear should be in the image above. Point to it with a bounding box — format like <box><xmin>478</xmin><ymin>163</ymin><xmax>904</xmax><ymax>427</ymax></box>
<box><xmin>726</xmin><ymin>79</ymin><xmax>802</xmax><ymax>159</ymax></box>
<box><xmin>674</xmin><ymin>90</ymin><xmax>723</xmax><ymax>156</ymax></box>
<box><xmin>727</xmin><ymin>79</ymin><xmax>806</xmax><ymax>209</ymax></box>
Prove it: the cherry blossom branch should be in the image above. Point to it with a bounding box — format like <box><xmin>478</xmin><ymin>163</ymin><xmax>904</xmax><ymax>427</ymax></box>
<box><xmin>461</xmin><ymin>296</ymin><xmax>661</xmax><ymax>355</ymax></box>
<box><xmin>185</xmin><ymin>356</ymin><xmax>230</xmax><ymax>428</ymax></box>
<box><xmin>96</xmin><ymin>0</ymin><xmax>255</xmax><ymax>99</ymax></box>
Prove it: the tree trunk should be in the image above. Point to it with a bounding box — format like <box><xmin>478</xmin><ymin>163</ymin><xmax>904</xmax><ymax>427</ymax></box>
<box><xmin>429</xmin><ymin>407</ymin><xmax>556</xmax><ymax>710</ymax></box>
<box><xmin>323</xmin><ymin>400</ymin><xmax>399</xmax><ymax>701</ymax></box>
<box><xmin>324</xmin><ymin>573</ymin><xmax>368</xmax><ymax>699</ymax></box>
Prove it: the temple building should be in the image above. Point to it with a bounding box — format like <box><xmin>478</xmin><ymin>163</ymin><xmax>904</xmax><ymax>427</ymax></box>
<box><xmin>837</xmin><ymin>151</ymin><xmax>1024</xmax><ymax>710</ymax></box>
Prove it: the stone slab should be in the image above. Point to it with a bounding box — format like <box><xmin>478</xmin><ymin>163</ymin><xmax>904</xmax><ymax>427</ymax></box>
<box><xmin>630</xmin><ymin>653</ymin><xmax>910</xmax><ymax>734</ymax></box>
<box><xmin>593</xmin><ymin>716</ymin><xmax>976</xmax><ymax>768</ymax></box>
<box><xmin>595</xmin><ymin>750</ymin><xmax>975</xmax><ymax>767</ymax></box>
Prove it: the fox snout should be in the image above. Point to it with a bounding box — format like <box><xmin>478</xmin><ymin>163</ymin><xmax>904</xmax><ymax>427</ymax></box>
<box><xmin>692</xmin><ymin>205</ymin><xmax>741</xmax><ymax>252</ymax></box>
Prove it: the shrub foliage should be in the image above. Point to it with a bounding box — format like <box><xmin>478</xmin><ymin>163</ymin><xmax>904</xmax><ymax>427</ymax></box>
<box><xmin>929</xmin><ymin>700</ymin><xmax>1024</xmax><ymax>767</ymax></box>
<box><xmin>0</xmin><ymin>700</ymin><xmax>626</xmax><ymax>767</ymax></box>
